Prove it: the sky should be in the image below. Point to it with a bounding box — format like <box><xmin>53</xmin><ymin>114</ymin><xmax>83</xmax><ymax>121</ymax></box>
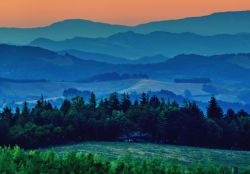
<box><xmin>0</xmin><ymin>0</ymin><xmax>250</xmax><ymax>28</ymax></box>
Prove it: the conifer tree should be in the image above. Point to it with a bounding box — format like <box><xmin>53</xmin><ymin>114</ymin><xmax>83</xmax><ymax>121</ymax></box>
<box><xmin>140</xmin><ymin>92</ymin><xmax>148</xmax><ymax>106</ymax></box>
<box><xmin>121</xmin><ymin>93</ymin><xmax>131</xmax><ymax>112</ymax></box>
<box><xmin>207</xmin><ymin>97</ymin><xmax>223</xmax><ymax>120</ymax></box>
<box><xmin>89</xmin><ymin>92</ymin><xmax>97</xmax><ymax>110</ymax></box>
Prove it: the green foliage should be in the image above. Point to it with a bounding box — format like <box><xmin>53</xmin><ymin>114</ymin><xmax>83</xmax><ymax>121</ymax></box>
<box><xmin>0</xmin><ymin>147</ymin><xmax>248</xmax><ymax>174</ymax></box>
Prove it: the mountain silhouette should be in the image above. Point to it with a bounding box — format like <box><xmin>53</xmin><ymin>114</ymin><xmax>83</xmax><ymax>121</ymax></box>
<box><xmin>1</xmin><ymin>10</ymin><xmax>250</xmax><ymax>44</ymax></box>
<box><xmin>2</xmin><ymin>44</ymin><xmax>250</xmax><ymax>85</ymax></box>
<box><xmin>31</xmin><ymin>31</ymin><xmax>250</xmax><ymax>58</ymax></box>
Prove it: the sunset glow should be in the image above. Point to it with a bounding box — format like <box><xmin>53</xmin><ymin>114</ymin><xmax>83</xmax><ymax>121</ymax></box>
<box><xmin>0</xmin><ymin>0</ymin><xmax>250</xmax><ymax>27</ymax></box>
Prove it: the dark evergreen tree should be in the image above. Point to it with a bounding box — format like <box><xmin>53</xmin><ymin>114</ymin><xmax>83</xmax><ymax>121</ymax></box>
<box><xmin>108</xmin><ymin>92</ymin><xmax>120</xmax><ymax>111</ymax></box>
<box><xmin>60</xmin><ymin>100</ymin><xmax>71</xmax><ymax>116</ymax></box>
<box><xmin>72</xmin><ymin>96</ymin><xmax>85</xmax><ymax>112</ymax></box>
<box><xmin>15</xmin><ymin>106</ymin><xmax>20</xmax><ymax>117</ymax></box>
<box><xmin>14</xmin><ymin>106</ymin><xmax>21</xmax><ymax>123</ymax></box>
<box><xmin>140</xmin><ymin>92</ymin><xmax>149</xmax><ymax>106</ymax></box>
<box><xmin>225</xmin><ymin>108</ymin><xmax>235</xmax><ymax>121</ymax></box>
<box><xmin>17</xmin><ymin>102</ymin><xmax>30</xmax><ymax>125</ymax></box>
<box><xmin>89</xmin><ymin>92</ymin><xmax>97</xmax><ymax>110</ymax></box>
<box><xmin>1</xmin><ymin>107</ymin><xmax>13</xmax><ymax>126</ymax></box>
<box><xmin>149</xmin><ymin>95</ymin><xmax>160</xmax><ymax>109</ymax></box>
<box><xmin>207</xmin><ymin>97</ymin><xmax>223</xmax><ymax>120</ymax></box>
<box><xmin>121</xmin><ymin>93</ymin><xmax>131</xmax><ymax>112</ymax></box>
<box><xmin>44</xmin><ymin>101</ymin><xmax>53</xmax><ymax>110</ymax></box>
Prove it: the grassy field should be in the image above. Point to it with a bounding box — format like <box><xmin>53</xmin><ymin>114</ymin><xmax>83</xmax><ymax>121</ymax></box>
<box><xmin>48</xmin><ymin>141</ymin><xmax>250</xmax><ymax>171</ymax></box>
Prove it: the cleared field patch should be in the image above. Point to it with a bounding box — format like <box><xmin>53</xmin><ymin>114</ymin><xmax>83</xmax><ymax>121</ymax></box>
<box><xmin>49</xmin><ymin>142</ymin><xmax>250</xmax><ymax>170</ymax></box>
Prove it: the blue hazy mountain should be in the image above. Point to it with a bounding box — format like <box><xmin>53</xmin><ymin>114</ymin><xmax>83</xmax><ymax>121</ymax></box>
<box><xmin>59</xmin><ymin>49</ymin><xmax>169</xmax><ymax>64</ymax></box>
<box><xmin>30</xmin><ymin>31</ymin><xmax>250</xmax><ymax>58</ymax></box>
<box><xmin>0</xmin><ymin>20</ymin><xmax>129</xmax><ymax>45</ymax></box>
<box><xmin>2</xmin><ymin>44</ymin><xmax>250</xmax><ymax>84</ymax></box>
<box><xmin>132</xmin><ymin>55</ymin><xmax>170</xmax><ymax>64</ymax></box>
<box><xmin>58</xmin><ymin>50</ymin><xmax>130</xmax><ymax>64</ymax></box>
<box><xmin>133</xmin><ymin>11</ymin><xmax>250</xmax><ymax>35</ymax></box>
<box><xmin>1</xmin><ymin>10</ymin><xmax>250</xmax><ymax>45</ymax></box>
<box><xmin>0</xmin><ymin>44</ymin><xmax>114</xmax><ymax>80</ymax></box>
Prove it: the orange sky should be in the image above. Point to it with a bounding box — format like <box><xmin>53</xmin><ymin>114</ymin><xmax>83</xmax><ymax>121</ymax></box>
<box><xmin>0</xmin><ymin>0</ymin><xmax>250</xmax><ymax>27</ymax></box>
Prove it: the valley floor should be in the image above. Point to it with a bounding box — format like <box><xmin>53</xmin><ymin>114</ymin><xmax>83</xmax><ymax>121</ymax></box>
<box><xmin>48</xmin><ymin>141</ymin><xmax>250</xmax><ymax>171</ymax></box>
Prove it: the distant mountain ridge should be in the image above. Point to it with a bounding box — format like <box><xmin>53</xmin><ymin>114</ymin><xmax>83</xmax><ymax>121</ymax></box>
<box><xmin>1</xmin><ymin>10</ymin><xmax>250</xmax><ymax>44</ymax></box>
<box><xmin>0</xmin><ymin>20</ymin><xmax>129</xmax><ymax>45</ymax></box>
<box><xmin>2</xmin><ymin>44</ymin><xmax>250</xmax><ymax>84</ymax></box>
<box><xmin>59</xmin><ymin>50</ymin><xmax>170</xmax><ymax>64</ymax></box>
<box><xmin>31</xmin><ymin>31</ymin><xmax>250</xmax><ymax>58</ymax></box>
<box><xmin>134</xmin><ymin>10</ymin><xmax>250</xmax><ymax>35</ymax></box>
<box><xmin>58</xmin><ymin>50</ymin><xmax>130</xmax><ymax>64</ymax></box>
<box><xmin>0</xmin><ymin>44</ymin><xmax>114</xmax><ymax>80</ymax></box>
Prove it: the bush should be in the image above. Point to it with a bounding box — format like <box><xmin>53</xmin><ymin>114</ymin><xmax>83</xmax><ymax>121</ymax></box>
<box><xmin>0</xmin><ymin>147</ymin><xmax>248</xmax><ymax>174</ymax></box>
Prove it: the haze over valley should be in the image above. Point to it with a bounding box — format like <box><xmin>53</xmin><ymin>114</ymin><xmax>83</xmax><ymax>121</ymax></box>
<box><xmin>2</xmin><ymin>11</ymin><xmax>250</xmax><ymax>112</ymax></box>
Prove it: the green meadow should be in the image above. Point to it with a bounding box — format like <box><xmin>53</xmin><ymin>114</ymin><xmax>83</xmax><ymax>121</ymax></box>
<box><xmin>50</xmin><ymin>142</ymin><xmax>250</xmax><ymax>171</ymax></box>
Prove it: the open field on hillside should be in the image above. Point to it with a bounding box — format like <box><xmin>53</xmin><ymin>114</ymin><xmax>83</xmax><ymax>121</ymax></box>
<box><xmin>0</xmin><ymin>79</ymin><xmax>227</xmax><ymax>102</ymax></box>
<box><xmin>0</xmin><ymin>79</ymin><xmax>207</xmax><ymax>99</ymax></box>
<box><xmin>49</xmin><ymin>142</ymin><xmax>250</xmax><ymax>171</ymax></box>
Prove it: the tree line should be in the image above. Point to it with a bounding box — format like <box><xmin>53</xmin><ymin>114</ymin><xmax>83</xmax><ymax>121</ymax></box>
<box><xmin>0</xmin><ymin>93</ymin><xmax>250</xmax><ymax>150</ymax></box>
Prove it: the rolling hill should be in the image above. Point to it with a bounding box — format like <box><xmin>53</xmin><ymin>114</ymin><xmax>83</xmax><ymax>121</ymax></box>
<box><xmin>59</xmin><ymin>50</ymin><xmax>170</xmax><ymax>64</ymax></box>
<box><xmin>30</xmin><ymin>31</ymin><xmax>250</xmax><ymax>58</ymax></box>
<box><xmin>1</xmin><ymin>10</ymin><xmax>250</xmax><ymax>45</ymax></box>
<box><xmin>0</xmin><ymin>44</ymin><xmax>114</xmax><ymax>80</ymax></box>
<box><xmin>0</xmin><ymin>20</ymin><xmax>129</xmax><ymax>45</ymax></box>
<box><xmin>2</xmin><ymin>44</ymin><xmax>250</xmax><ymax>85</ymax></box>
<box><xmin>58</xmin><ymin>49</ymin><xmax>130</xmax><ymax>64</ymax></box>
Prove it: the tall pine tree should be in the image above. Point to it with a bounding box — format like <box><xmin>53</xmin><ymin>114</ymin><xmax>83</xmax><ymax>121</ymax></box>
<box><xmin>207</xmin><ymin>97</ymin><xmax>223</xmax><ymax>120</ymax></box>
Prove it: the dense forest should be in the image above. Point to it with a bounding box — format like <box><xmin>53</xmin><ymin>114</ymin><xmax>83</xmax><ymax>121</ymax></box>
<box><xmin>0</xmin><ymin>92</ymin><xmax>250</xmax><ymax>150</ymax></box>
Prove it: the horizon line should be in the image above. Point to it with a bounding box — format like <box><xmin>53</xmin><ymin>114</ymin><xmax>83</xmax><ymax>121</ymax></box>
<box><xmin>0</xmin><ymin>9</ymin><xmax>249</xmax><ymax>29</ymax></box>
